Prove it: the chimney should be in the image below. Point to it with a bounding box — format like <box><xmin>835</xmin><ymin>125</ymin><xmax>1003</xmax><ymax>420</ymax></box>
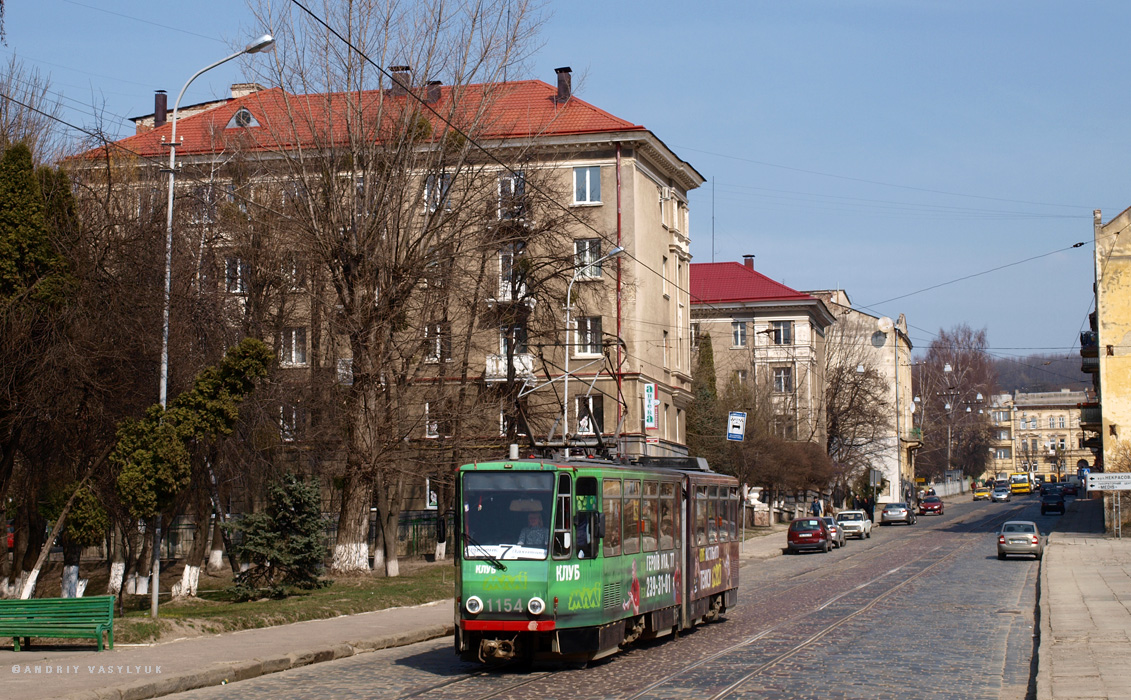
<box><xmin>555</xmin><ymin>66</ymin><xmax>572</xmax><ymax>102</ymax></box>
<box><xmin>390</xmin><ymin>66</ymin><xmax>411</xmax><ymax>96</ymax></box>
<box><xmin>743</xmin><ymin>255</ymin><xmax>755</xmax><ymax>269</ymax></box>
<box><xmin>154</xmin><ymin>90</ymin><xmax>167</xmax><ymax>128</ymax></box>
<box><xmin>425</xmin><ymin>80</ymin><xmax>442</xmax><ymax>104</ymax></box>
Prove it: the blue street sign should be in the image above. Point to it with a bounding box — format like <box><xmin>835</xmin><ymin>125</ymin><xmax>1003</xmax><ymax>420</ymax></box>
<box><xmin>727</xmin><ymin>412</ymin><xmax>747</xmax><ymax>441</ymax></box>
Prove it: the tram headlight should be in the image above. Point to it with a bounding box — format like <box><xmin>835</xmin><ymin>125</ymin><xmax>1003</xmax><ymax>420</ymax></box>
<box><xmin>528</xmin><ymin>596</ymin><xmax>545</xmax><ymax>615</ymax></box>
<box><xmin>465</xmin><ymin>595</ymin><xmax>483</xmax><ymax>615</ymax></box>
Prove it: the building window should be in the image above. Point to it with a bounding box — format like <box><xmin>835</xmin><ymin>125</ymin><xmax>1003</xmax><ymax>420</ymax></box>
<box><xmin>997</xmin><ymin>429</ymin><xmax>1010</xmax><ymax>441</ymax></box>
<box><xmin>772</xmin><ymin>321</ymin><xmax>793</xmax><ymax>346</ymax></box>
<box><xmin>1030</xmin><ymin>438</ymin><xmax>1038</xmax><ymax>452</ymax></box>
<box><xmin>573</xmin><ymin>166</ymin><xmax>601</xmax><ymax>204</ymax></box>
<box><xmin>1058</xmin><ymin>437</ymin><xmax>1066</xmax><ymax>450</ymax></box>
<box><xmin>662</xmin><ymin>256</ymin><xmax>669</xmax><ymax>296</ymax></box>
<box><xmin>663</xmin><ymin>331</ymin><xmax>670</xmax><ymax>368</ymax></box>
<box><xmin>575</xmin><ymin>317</ymin><xmax>602</xmax><ymax>355</ymax></box>
<box><xmin>995</xmin><ymin>447</ymin><xmax>1011</xmax><ymax>460</ymax></box>
<box><xmin>498</xmin><ymin>170</ymin><xmax>526</xmax><ymax>220</ymax></box>
<box><xmin>773</xmin><ymin>366</ymin><xmax>793</xmax><ymax>393</ymax></box>
<box><xmin>575</xmin><ymin>395</ymin><xmax>604</xmax><ymax>435</ymax></box>
<box><xmin>225</xmin><ymin>256</ymin><xmax>248</xmax><ymax>293</ymax></box>
<box><xmin>424</xmin><ymin>172</ymin><xmax>452</xmax><ymax>212</ymax></box>
<box><xmin>732</xmin><ymin>321</ymin><xmax>747</xmax><ymax>348</ymax></box>
<box><xmin>1048</xmin><ymin>416</ymin><xmax>1055</xmax><ymax>429</ymax></box>
<box><xmin>337</xmin><ymin>358</ymin><xmax>354</xmax><ymax>385</ymax></box>
<box><xmin>280</xmin><ymin>327</ymin><xmax>308</xmax><ymax>366</ymax></box>
<box><xmin>282</xmin><ymin>256</ymin><xmax>305</xmax><ymax>291</ymax></box>
<box><xmin>574</xmin><ymin>239</ymin><xmax>604</xmax><ymax>278</ymax></box>
<box><xmin>773</xmin><ymin>416</ymin><xmax>796</xmax><ymax>440</ymax></box>
<box><xmin>500</xmin><ymin>324</ymin><xmax>528</xmax><ymax>356</ymax></box>
<box><xmin>424</xmin><ymin>322</ymin><xmax>450</xmax><ymax>362</ymax></box>
<box><xmin>1058</xmin><ymin>415</ymin><xmax>1066</xmax><ymax>428</ymax></box>
<box><xmin>690</xmin><ymin>322</ymin><xmax>700</xmax><ymax>349</ymax></box>
<box><xmin>733</xmin><ymin>369</ymin><xmax>748</xmax><ymax>384</ymax></box>
<box><xmin>280</xmin><ymin>403</ymin><xmax>303</xmax><ymax>442</ymax></box>
<box><xmin>498</xmin><ymin>244</ymin><xmax>527</xmax><ymax>300</ymax></box>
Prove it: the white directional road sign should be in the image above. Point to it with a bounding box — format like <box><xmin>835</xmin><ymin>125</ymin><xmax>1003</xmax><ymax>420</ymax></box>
<box><xmin>1086</xmin><ymin>473</ymin><xmax>1131</xmax><ymax>491</ymax></box>
<box><xmin>727</xmin><ymin>412</ymin><xmax>747</xmax><ymax>441</ymax></box>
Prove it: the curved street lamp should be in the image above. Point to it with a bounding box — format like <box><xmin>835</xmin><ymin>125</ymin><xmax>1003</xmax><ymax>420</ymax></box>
<box><xmin>154</xmin><ymin>35</ymin><xmax>275</xmax><ymax>619</ymax></box>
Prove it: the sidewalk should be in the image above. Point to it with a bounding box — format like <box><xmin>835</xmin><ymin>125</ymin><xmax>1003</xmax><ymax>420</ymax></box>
<box><xmin>1037</xmin><ymin>496</ymin><xmax>1131</xmax><ymax>700</ymax></box>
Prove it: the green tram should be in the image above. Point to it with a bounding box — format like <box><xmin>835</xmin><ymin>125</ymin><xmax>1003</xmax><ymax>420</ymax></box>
<box><xmin>454</xmin><ymin>455</ymin><xmax>740</xmax><ymax>663</ymax></box>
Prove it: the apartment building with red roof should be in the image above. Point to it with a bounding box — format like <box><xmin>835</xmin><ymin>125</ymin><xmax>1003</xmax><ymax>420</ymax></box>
<box><xmin>83</xmin><ymin>67</ymin><xmax>704</xmax><ymax>461</ymax></box>
<box><xmin>689</xmin><ymin>257</ymin><xmax>835</xmax><ymax>447</ymax></box>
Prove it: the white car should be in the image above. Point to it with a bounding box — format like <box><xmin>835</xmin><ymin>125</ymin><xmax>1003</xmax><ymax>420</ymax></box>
<box><xmin>835</xmin><ymin>510</ymin><xmax>873</xmax><ymax>539</ymax></box>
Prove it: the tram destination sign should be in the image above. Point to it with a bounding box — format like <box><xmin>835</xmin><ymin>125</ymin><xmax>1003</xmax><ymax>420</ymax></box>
<box><xmin>1086</xmin><ymin>473</ymin><xmax>1131</xmax><ymax>491</ymax></box>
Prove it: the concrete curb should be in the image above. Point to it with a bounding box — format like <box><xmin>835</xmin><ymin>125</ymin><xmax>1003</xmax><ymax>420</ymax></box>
<box><xmin>1035</xmin><ymin>538</ymin><xmax>1052</xmax><ymax>700</ymax></box>
<box><xmin>54</xmin><ymin>624</ymin><xmax>455</xmax><ymax>700</ymax></box>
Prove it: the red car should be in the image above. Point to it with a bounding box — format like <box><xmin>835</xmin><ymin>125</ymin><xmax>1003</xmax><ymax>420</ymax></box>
<box><xmin>919</xmin><ymin>496</ymin><xmax>944</xmax><ymax>516</ymax></box>
<box><xmin>786</xmin><ymin>517</ymin><xmax>832</xmax><ymax>554</ymax></box>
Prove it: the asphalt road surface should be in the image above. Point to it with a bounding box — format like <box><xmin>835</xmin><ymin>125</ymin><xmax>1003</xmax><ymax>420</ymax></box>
<box><xmin>166</xmin><ymin>494</ymin><xmax>1056</xmax><ymax>700</ymax></box>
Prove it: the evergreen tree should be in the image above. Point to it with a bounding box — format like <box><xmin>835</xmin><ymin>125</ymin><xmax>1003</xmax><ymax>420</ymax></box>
<box><xmin>0</xmin><ymin>142</ymin><xmax>57</xmax><ymax>305</ymax></box>
<box><xmin>686</xmin><ymin>333</ymin><xmax>729</xmax><ymax>471</ymax></box>
<box><xmin>228</xmin><ymin>474</ymin><xmax>327</xmax><ymax>599</ymax></box>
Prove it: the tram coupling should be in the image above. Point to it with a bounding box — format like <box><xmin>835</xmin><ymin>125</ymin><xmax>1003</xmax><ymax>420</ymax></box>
<box><xmin>479</xmin><ymin>637</ymin><xmax>517</xmax><ymax>662</ymax></box>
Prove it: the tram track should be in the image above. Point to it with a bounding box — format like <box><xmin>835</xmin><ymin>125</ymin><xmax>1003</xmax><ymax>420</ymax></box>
<box><xmin>623</xmin><ymin>499</ymin><xmax>1037</xmax><ymax>700</ymax></box>
<box><xmin>394</xmin><ymin>665</ymin><xmax>565</xmax><ymax>700</ymax></box>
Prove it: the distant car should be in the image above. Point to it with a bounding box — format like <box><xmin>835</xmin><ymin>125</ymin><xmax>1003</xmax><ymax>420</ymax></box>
<box><xmin>1062</xmin><ymin>482</ymin><xmax>1079</xmax><ymax>496</ymax></box>
<box><xmin>1039</xmin><ymin>482</ymin><xmax>1061</xmax><ymax>496</ymax></box>
<box><xmin>1041</xmin><ymin>493</ymin><xmax>1066</xmax><ymax>515</ymax></box>
<box><xmin>835</xmin><ymin>510</ymin><xmax>872</xmax><ymax>539</ymax></box>
<box><xmin>880</xmin><ymin>502</ymin><xmax>916</xmax><ymax>525</ymax></box>
<box><xmin>786</xmin><ymin>518</ymin><xmax>832</xmax><ymax>554</ymax></box>
<box><xmin>821</xmin><ymin>516</ymin><xmax>846</xmax><ymax>548</ymax></box>
<box><xmin>991</xmin><ymin>487</ymin><xmax>1012</xmax><ymax>503</ymax></box>
<box><xmin>997</xmin><ymin>521</ymin><xmax>1044</xmax><ymax>560</ymax></box>
<box><xmin>973</xmin><ymin>487</ymin><xmax>992</xmax><ymax>501</ymax></box>
<box><xmin>919</xmin><ymin>496</ymin><xmax>944</xmax><ymax>516</ymax></box>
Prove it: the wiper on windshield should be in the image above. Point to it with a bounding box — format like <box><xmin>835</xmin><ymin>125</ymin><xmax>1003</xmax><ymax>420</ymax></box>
<box><xmin>462</xmin><ymin>531</ymin><xmax>506</xmax><ymax>571</ymax></box>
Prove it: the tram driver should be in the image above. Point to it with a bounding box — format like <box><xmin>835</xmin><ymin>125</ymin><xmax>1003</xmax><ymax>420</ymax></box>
<box><xmin>517</xmin><ymin>510</ymin><xmax>549</xmax><ymax>548</ymax></box>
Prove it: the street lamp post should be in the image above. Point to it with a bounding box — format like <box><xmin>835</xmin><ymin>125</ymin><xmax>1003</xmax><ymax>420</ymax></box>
<box><xmin>153</xmin><ymin>34</ymin><xmax>275</xmax><ymax>619</ymax></box>
<box><xmin>563</xmin><ymin>246</ymin><xmax>624</xmax><ymax>458</ymax></box>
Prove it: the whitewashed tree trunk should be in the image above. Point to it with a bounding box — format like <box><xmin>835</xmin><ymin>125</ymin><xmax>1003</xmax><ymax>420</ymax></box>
<box><xmin>18</xmin><ymin>570</ymin><xmax>37</xmax><ymax>599</ymax></box>
<box><xmin>76</xmin><ymin>579</ymin><xmax>88</xmax><ymax>597</ymax></box>
<box><xmin>62</xmin><ymin>565</ymin><xmax>79</xmax><ymax>597</ymax></box>
<box><xmin>332</xmin><ymin>542</ymin><xmax>369</xmax><ymax>572</ymax></box>
<box><xmin>126</xmin><ymin>573</ymin><xmax>148</xmax><ymax>595</ymax></box>
<box><xmin>171</xmin><ymin>564</ymin><xmax>200</xmax><ymax>598</ymax></box>
<box><xmin>107</xmin><ymin>561</ymin><xmax>125</xmax><ymax>595</ymax></box>
<box><xmin>434</xmin><ymin>541</ymin><xmax>447</xmax><ymax>561</ymax></box>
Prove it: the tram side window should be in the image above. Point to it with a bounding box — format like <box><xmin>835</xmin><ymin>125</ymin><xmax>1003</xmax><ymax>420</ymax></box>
<box><xmin>730</xmin><ymin>487</ymin><xmax>740</xmax><ymax>538</ymax></box>
<box><xmin>623</xmin><ymin>479</ymin><xmax>641</xmax><ymax>555</ymax></box>
<box><xmin>603</xmin><ymin>479</ymin><xmax>622</xmax><ymax>556</ymax></box>
<box><xmin>642</xmin><ymin>481</ymin><xmax>659</xmax><ymax>552</ymax></box>
<box><xmin>659</xmin><ymin>482</ymin><xmax>676</xmax><ymax>550</ymax></box>
<box><xmin>708</xmin><ymin>486</ymin><xmax>718</xmax><ymax>543</ymax></box>
<box><xmin>575</xmin><ymin>476</ymin><xmax>599</xmax><ymax>559</ymax></box>
<box><xmin>553</xmin><ymin>473</ymin><xmax>572</xmax><ymax>559</ymax></box>
<box><xmin>695</xmin><ymin>485</ymin><xmax>707</xmax><ymax>546</ymax></box>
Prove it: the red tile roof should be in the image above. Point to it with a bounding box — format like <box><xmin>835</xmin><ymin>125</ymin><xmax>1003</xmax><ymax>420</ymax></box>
<box><xmin>99</xmin><ymin>80</ymin><xmax>645</xmax><ymax>160</ymax></box>
<box><xmin>689</xmin><ymin>262</ymin><xmax>814</xmax><ymax>305</ymax></box>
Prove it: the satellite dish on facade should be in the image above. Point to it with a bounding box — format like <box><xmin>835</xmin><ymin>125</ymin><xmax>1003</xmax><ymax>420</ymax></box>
<box><xmin>877</xmin><ymin>316</ymin><xmax>894</xmax><ymax>333</ymax></box>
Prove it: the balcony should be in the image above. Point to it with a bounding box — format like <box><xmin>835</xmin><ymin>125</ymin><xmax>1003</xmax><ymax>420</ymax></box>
<box><xmin>1080</xmin><ymin>330</ymin><xmax>1098</xmax><ymax>358</ymax></box>
<box><xmin>1082</xmin><ymin>355</ymin><xmax>1099</xmax><ymax>374</ymax></box>
<box><xmin>485</xmin><ymin>353</ymin><xmax>535</xmax><ymax>382</ymax></box>
<box><xmin>902</xmin><ymin>427</ymin><xmax>923</xmax><ymax>446</ymax></box>
<box><xmin>1080</xmin><ymin>403</ymin><xmax>1101</xmax><ymax>430</ymax></box>
<box><xmin>1082</xmin><ymin>435</ymin><xmax>1101</xmax><ymax>451</ymax></box>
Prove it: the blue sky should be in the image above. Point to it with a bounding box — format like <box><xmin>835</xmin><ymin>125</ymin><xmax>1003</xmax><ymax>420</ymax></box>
<box><xmin>4</xmin><ymin>1</ymin><xmax>1121</xmax><ymax>378</ymax></box>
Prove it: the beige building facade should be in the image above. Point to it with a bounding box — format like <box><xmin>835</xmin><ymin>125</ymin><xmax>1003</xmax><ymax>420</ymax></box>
<box><xmin>987</xmin><ymin>390</ymin><xmax>1092</xmax><ymax>481</ymax></box>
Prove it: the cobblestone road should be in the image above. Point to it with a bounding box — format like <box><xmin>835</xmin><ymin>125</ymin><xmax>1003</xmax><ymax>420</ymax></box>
<box><xmin>166</xmin><ymin>496</ymin><xmax>1052</xmax><ymax>700</ymax></box>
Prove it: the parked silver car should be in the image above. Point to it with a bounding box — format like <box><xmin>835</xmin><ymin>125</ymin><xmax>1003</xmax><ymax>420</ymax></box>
<box><xmin>821</xmin><ymin>516</ymin><xmax>846</xmax><ymax>548</ymax></box>
<box><xmin>991</xmin><ymin>487</ymin><xmax>1012</xmax><ymax>503</ymax></box>
<box><xmin>880</xmin><ymin>502</ymin><xmax>916</xmax><ymax>525</ymax></box>
<box><xmin>997</xmin><ymin>521</ymin><xmax>1043</xmax><ymax>560</ymax></box>
<box><xmin>835</xmin><ymin>510</ymin><xmax>872</xmax><ymax>539</ymax></box>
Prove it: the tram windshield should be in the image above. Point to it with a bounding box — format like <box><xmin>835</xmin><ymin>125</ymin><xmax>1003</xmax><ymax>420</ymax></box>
<box><xmin>462</xmin><ymin>472</ymin><xmax>554</xmax><ymax>560</ymax></box>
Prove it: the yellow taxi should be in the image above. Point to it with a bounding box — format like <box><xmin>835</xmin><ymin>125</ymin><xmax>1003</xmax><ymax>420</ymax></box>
<box><xmin>973</xmin><ymin>486</ymin><xmax>992</xmax><ymax>501</ymax></box>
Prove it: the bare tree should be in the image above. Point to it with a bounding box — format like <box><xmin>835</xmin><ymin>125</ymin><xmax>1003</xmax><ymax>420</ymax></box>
<box><xmin>823</xmin><ymin>313</ymin><xmax>891</xmax><ymax>486</ymax></box>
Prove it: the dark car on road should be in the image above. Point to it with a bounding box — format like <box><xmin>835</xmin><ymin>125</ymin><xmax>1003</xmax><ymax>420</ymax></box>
<box><xmin>1041</xmin><ymin>493</ymin><xmax>1066</xmax><ymax>515</ymax></box>
<box><xmin>919</xmin><ymin>496</ymin><xmax>944</xmax><ymax>516</ymax></box>
<box><xmin>1062</xmin><ymin>482</ymin><xmax>1079</xmax><ymax>496</ymax></box>
<box><xmin>786</xmin><ymin>518</ymin><xmax>832</xmax><ymax>554</ymax></box>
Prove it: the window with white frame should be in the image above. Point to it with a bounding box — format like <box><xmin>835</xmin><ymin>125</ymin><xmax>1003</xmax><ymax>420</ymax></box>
<box><xmin>575</xmin><ymin>317</ymin><xmax>602</xmax><ymax>355</ymax></box>
<box><xmin>575</xmin><ymin>395</ymin><xmax>604</xmax><ymax>435</ymax></box>
<box><xmin>733</xmin><ymin>369</ymin><xmax>748</xmax><ymax>384</ymax></box>
<box><xmin>280</xmin><ymin>327</ymin><xmax>308</xmax><ymax>366</ymax></box>
<box><xmin>732</xmin><ymin>321</ymin><xmax>747</xmax><ymax>347</ymax></box>
<box><xmin>498</xmin><ymin>171</ymin><xmax>526</xmax><ymax>219</ymax></box>
<box><xmin>997</xmin><ymin>429</ymin><xmax>1010</xmax><ymax>441</ymax></box>
<box><xmin>995</xmin><ymin>447</ymin><xmax>1011</xmax><ymax>460</ymax></box>
<box><xmin>573</xmin><ymin>166</ymin><xmax>601</xmax><ymax>204</ymax></box>
<box><xmin>690</xmin><ymin>322</ymin><xmax>700</xmax><ymax>349</ymax></box>
<box><xmin>574</xmin><ymin>239</ymin><xmax>603</xmax><ymax>278</ymax></box>
<box><xmin>424</xmin><ymin>322</ymin><xmax>450</xmax><ymax>362</ymax></box>
<box><xmin>280</xmin><ymin>403</ymin><xmax>303</xmax><ymax>442</ymax></box>
<box><xmin>772</xmin><ymin>321</ymin><xmax>793</xmax><ymax>346</ymax></box>
<box><xmin>662</xmin><ymin>331</ymin><xmax>670</xmax><ymax>368</ymax></box>
<box><xmin>773</xmin><ymin>366</ymin><xmax>793</xmax><ymax>393</ymax></box>
<box><xmin>1058</xmin><ymin>415</ymin><xmax>1066</xmax><ymax>428</ymax></box>
<box><xmin>425</xmin><ymin>402</ymin><xmax>440</xmax><ymax>438</ymax></box>
<box><xmin>225</xmin><ymin>256</ymin><xmax>248</xmax><ymax>293</ymax></box>
<box><xmin>498</xmin><ymin>244</ymin><xmax>527</xmax><ymax>299</ymax></box>
<box><xmin>1048</xmin><ymin>416</ymin><xmax>1055</xmax><ymax>429</ymax></box>
<box><xmin>337</xmin><ymin>358</ymin><xmax>354</xmax><ymax>385</ymax></box>
<box><xmin>424</xmin><ymin>172</ymin><xmax>452</xmax><ymax>212</ymax></box>
<box><xmin>1058</xmin><ymin>437</ymin><xmax>1066</xmax><ymax>450</ymax></box>
<box><xmin>500</xmin><ymin>408</ymin><xmax>529</xmax><ymax>437</ymax></box>
<box><xmin>500</xmin><ymin>324</ymin><xmax>528</xmax><ymax>356</ymax></box>
<box><xmin>662</xmin><ymin>255</ymin><xmax>669</xmax><ymax>296</ymax></box>
<box><xmin>282</xmin><ymin>255</ymin><xmax>305</xmax><ymax>291</ymax></box>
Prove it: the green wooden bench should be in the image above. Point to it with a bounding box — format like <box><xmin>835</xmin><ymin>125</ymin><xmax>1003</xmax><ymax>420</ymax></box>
<box><xmin>0</xmin><ymin>595</ymin><xmax>115</xmax><ymax>651</ymax></box>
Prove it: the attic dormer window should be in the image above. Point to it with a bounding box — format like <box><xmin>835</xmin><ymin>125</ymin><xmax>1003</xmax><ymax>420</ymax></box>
<box><xmin>226</xmin><ymin>108</ymin><xmax>259</xmax><ymax>129</ymax></box>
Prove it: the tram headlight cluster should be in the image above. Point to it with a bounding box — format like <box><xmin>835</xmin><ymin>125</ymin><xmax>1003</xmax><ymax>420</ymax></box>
<box><xmin>528</xmin><ymin>597</ymin><xmax>545</xmax><ymax>615</ymax></box>
<box><xmin>465</xmin><ymin>595</ymin><xmax>483</xmax><ymax>615</ymax></box>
